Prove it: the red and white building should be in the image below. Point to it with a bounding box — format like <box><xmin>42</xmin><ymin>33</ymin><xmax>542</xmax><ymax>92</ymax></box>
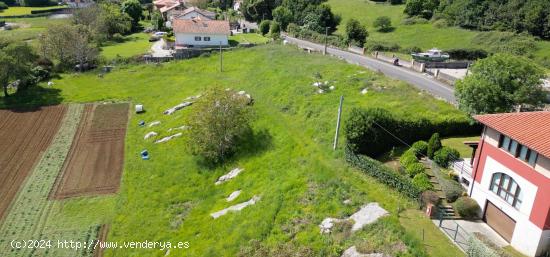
<box><xmin>462</xmin><ymin>112</ymin><xmax>550</xmax><ymax>256</ymax></box>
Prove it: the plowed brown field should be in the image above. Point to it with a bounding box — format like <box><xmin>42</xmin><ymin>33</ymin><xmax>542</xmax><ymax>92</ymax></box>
<box><xmin>52</xmin><ymin>103</ymin><xmax>129</xmax><ymax>199</ymax></box>
<box><xmin>0</xmin><ymin>105</ymin><xmax>67</xmax><ymax>220</ymax></box>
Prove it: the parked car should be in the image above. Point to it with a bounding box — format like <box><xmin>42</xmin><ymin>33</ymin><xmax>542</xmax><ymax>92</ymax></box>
<box><xmin>149</xmin><ymin>36</ymin><xmax>161</xmax><ymax>42</ymax></box>
<box><xmin>154</xmin><ymin>31</ymin><xmax>167</xmax><ymax>37</ymax></box>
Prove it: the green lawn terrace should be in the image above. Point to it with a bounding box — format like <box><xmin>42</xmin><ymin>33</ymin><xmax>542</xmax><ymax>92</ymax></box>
<box><xmin>0</xmin><ymin>6</ymin><xmax>67</xmax><ymax>17</ymax></box>
<box><xmin>327</xmin><ymin>0</ymin><xmax>550</xmax><ymax>69</ymax></box>
<box><xmin>4</xmin><ymin>44</ymin><xmax>467</xmax><ymax>256</ymax></box>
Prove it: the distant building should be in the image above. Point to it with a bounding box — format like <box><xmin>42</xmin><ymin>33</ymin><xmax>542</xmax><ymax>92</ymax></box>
<box><xmin>461</xmin><ymin>111</ymin><xmax>550</xmax><ymax>257</ymax></box>
<box><xmin>174</xmin><ymin>7</ymin><xmax>216</xmax><ymax>21</ymax></box>
<box><xmin>173</xmin><ymin>19</ymin><xmax>230</xmax><ymax>48</ymax></box>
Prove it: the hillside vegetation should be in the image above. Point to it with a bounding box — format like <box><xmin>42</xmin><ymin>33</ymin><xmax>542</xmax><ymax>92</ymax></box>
<box><xmin>27</xmin><ymin>44</ymin><xmax>467</xmax><ymax>256</ymax></box>
<box><xmin>327</xmin><ymin>0</ymin><xmax>550</xmax><ymax>68</ymax></box>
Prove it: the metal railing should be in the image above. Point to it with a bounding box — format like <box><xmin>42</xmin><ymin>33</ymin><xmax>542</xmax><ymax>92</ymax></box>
<box><xmin>436</xmin><ymin>207</ymin><xmax>471</xmax><ymax>252</ymax></box>
<box><xmin>452</xmin><ymin>159</ymin><xmax>472</xmax><ymax>177</ymax></box>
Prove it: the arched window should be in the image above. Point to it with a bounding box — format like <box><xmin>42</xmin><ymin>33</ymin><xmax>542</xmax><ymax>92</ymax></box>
<box><xmin>490</xmin><ymin>173</ymin><xmax>523</xmax><ymax>209</ymax></box>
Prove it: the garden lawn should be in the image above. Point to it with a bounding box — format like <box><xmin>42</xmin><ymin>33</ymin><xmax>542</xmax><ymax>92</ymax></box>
<box><xmin>230</xmin><ymin>33</ymin><xmax>270</xmax><ymax>45</ymax></box>
<box><xmin>442</xmin><ymin>136</ymin><xmax>481</xmax><ymax>158</ymax></box>
<box><xmin>5</xmin><ymin>44</ymin><xmax>469</xmax><ymax>256</ymax></box>
<box><xmin>0</xmin><ymin>6</ymin><xmax>66</xmax><ymax>16</ymax></box>
<box><xmin>327</xmin><ymin>0</ymin><xmax>550</xmax><ymax>68</ymax></box>
<box><xmin>100</xmin><ymin>33</ymin><xmax>152</xmax><ymax>59</ymax></box>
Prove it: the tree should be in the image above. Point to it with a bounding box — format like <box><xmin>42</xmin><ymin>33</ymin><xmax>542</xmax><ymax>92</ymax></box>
<box><xmin>70</xmin><ymin>25</ymin><xmax>99</xmax><ymax>72</ymax></box>
<box><xmin>427</xmin><ymin>133</ymin><xmax>442</xmax><ymax>159</ymax></box>
<box><xmin>151</xmin><ymin>10</ymin><xmax>164</xmax><ymax>30</ymax></box>
<box><xmin>269</xmin><ymin>21</ymin><xmax>280</xmax><ymax>38</ymax></box>
<box><xmin>101</xmin><ymin>3</ymin><xmax>133</xmax><ymax>37</ymax></box>
<box><xmin>455</xmin><ymin>53</ymin><xmax>546</xmax><ymax>115</ymax></box>
<box><xmin>121</xmin><ymin>0</ymin><xmax>143</xmax><ymax>30</ymax></box>
<box><xmin>272</xmin><ymin>6</ymin><xmax>292</xmax><ymax>30</ymax></box>
<box><xmin>345</xmin><ymin>18</ymin><xmax>368</xmax><ymax>47</ymax></box>
<box><xmin>373</xmin><ymin>16</ymin><xmax>392</xmax><ymax>32</ymax></box>
<box><xmin>259</xmin><ymin>20</ymin><xmax>271</xmax><ymax>35</ymax></box>
<box><xmin>241</xmin><ymin>0</ymin><xmax>280</xmax><ymax>22</ymax></box>
<box><xmin>40</xmin><ymin>24</ymin><xmax>74</xmax><ymax>68</ymax></box>
<box><xmin>0</xmin><ymin>42</ymin><xmax>37</xmax><ymax>96</ymax></box>
<box><xmin>302</xmin><ymin>4</ymin><xmax>340</xmax><ymax>34</ymax></box>
<box><xmin>186</xmin><ymin>88</ymin><xmax>253</xmax><ymax>163</ymax></box>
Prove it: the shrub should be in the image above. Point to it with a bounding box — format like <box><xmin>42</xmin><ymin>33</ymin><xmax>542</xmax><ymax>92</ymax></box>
<box><xmin>440</xmin><ymin>179</ymin><xmax>464</xmax><ymax>203</ymax></box>
<box><xmin>373</xmin><ymin>16</ymin><xmax>392</xmax><ymax>32</ymax></box>
<box><xmin>346</xmin><ymin>146</ymin><xmax>422</xmax><ymax>200</ymax></box>
<box><xmin>410</xmin><ymin>140</ymin><xmax>428</xmax><ymax>158</ymax></box>
<box><xmin>427</xmin><ymin>133</ymin><xmax>441</xmax><ymax>159</ymax></box>
<box><xmin>412</xmin><ymin>173</ymin><xmax>433</xmax><ymax>191</ymax></box>
<box><xmin>399</xmin><ymin>150</ymin><xmax>418</xmax><ymax>168</ymax></box>
<box><xmin>401</xmin><ymin>46</ymin><xmax>422</xmax><ymax>54</ymax></box>
<box><xmin>258</xmin><ymin>20</ymin><xmax>271</xmax><ymax>36</ymax></box>
<box><xmin>454</xmin><ymin>197</ymin><xmax>480</xmax><ymax>219</ymax></box>
<box><xmin>0</xmin><ymin>2</ymin><xmax>8</xmax><ymax>9</ymax></box>
<box><xmin>364</xmin><ymin>40</ymin><xmax>400</xmax><ymax>52</ymax></box>
<box><xmin>446</xmin><ymin>48</ymin><xmax>488</xmax><ymax>60</ymax></box>
<box><xmin>405</xmin><ymin>162</ymin><xmax>425</xmax><ymax>177</ymax></box>
<box><xmin>286</xmin><ymin>24</ymin><xmax>347</xmax><ymax>48</ymax></box>
<box><xmin>345</xmin><ymin>18</ymin><xmax>368</xmax><ymax>47</ymax></box>
<box><xmin>421</xmin><ymin>190</ymin><xmax>441</xmax><ymax>206</ymax></box>
<box><xmin>448</xmin><ymin>170</ymin><xmax>459</xmax><ymax>181</ymax></box>
<box><xmin>434</xmin><ymin>146</ymin><xmax>460</xmax><ymax>168</ymax></box>
<box><xmin>269</xmin><ymin>21</ymin><xmax>280</xmax><ymax>38</ymax></box>
<box><xmin>433</xmin><ymin>19</ymin><xmax>448</xmax><ymax>28</ymax></box>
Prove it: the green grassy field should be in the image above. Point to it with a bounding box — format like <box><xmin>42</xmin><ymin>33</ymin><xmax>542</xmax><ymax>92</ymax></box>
<box><xmin>230</xmin><ymin>33</ymin><xmax>270</xmax><ymax>45</ymax></box>
<box><xmin>327</xmin><ymin>0</ymin><xmax>550</xmax><ymax>67</ymax></box>
<box><xmin>0</xmin><ymin>6</ymin><xmax>66</xmax><ymax>16</ymax></box>
<box><xmin>1</xmin><ymin>44</ymin><xmax>467</xmax><ymax>257</ymax></box>
<box><xmin>100</xmin><ymin>33</ymin><xmax>152</xmax><ymax>59</ymax></box>
<box><xmin>0</xmin><ymin>16</ymin><xmax>68</xmax><ymax>43</ymax></box>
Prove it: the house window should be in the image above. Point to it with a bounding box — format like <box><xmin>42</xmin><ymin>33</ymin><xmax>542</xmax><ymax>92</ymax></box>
<box><xmin>490</xmin><ymin>173</ymin><xmax>523</xmax><ymax>209</ymax></box>
<box><xmin>194</xmin><ymin>36</ymin><xmax>202</xmax><ymax>41</ymax></box>
<box><xmin>204</xmin><ymin>37</ymin><xmax>211</xmax><ymax>41</ymax></box>
<box><xmin>499</xmin><ymin>134</ymin><xmax>538</xmax><ymax>166</ymax></box>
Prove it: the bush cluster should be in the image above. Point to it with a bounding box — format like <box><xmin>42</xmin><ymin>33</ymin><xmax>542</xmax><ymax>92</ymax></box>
<box><xmin>287</xmin><ymin>23</ymin><xmax>347</xmax><ymax>48</ymax></box>
<box><xmin>345</xmin><ymin>108</ymin><xmax>480</xmax><ymax>157</ymax></box>
<box><xmin>427</xmin><ymin>133</ymin><xmax>442</xmax><ymax>159</ymax></box>
<box><xmin>446</xmin><ymin>48</ymin><xmax>488</xmax><ymax>61</ymax></box>
<box><xmin>412</xmin><ymin>173</ymin><xmax>433</xmax><ymax>191</ymax></box>
<box><xmin>364</xmin><ymin>40</ymin><xmax>400</xmax><ymax>52</ymax></box>
<box><xmin>259</xmin><ymin>20</ymin><xmax>271</xmax><ymax>36</ymax></box>
<box><xmin>345</xmin><ymin>146</ymin><xmax>422</xmax><ymax>200</ymax></box>
<box><xmin>421</xmin><ymin>190</ymin><xmax>441</xmax><ymax>206</ymax></box>
<box><xmin>406</xmin><ymin>162</ymin><xmax>425</xmax><ymax>177</ymax></box>
<box><xmin>410</xmin><ymin>140</ymin><xmax>428</xmax><ymax>158</ymax></box>
<box><xmin>454</xmin><ymin>196</ymin><xmax>480</xmax><ymax>219</ymax></box>
<box><xmin>434</xmin><ymin>146</ymin><xmax>460</xmax><ymax>168</ymax></box>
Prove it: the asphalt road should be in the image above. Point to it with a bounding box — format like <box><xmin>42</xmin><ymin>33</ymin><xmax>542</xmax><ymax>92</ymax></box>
<box><xmin>283</xmin><ymin>35</ymin><xmax>457</xmax><ymax>103</ymax></box>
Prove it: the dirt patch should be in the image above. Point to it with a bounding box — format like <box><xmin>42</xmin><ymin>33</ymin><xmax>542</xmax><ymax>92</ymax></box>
<box><xmin>52</xmin><ymin>103</ymin><xmax>129</xmax><ymax>199</ymax></box>
<box><xmin>0</xmin><ymin>105</ymin><xmax>67</xmax><ymax>221</ymax></box>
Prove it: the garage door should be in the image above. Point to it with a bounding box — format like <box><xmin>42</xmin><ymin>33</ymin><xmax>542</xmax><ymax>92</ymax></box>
<box><xmin>484</xmin><ymin>201</ymin><xmax>516</xmax><ymax>242</ymax></box>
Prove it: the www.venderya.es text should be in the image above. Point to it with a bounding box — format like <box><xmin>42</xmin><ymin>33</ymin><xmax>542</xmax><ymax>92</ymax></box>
<box><xmin>10</xmin><ymin>239</ymin><xmax>190</xmax><ymax>251</ymax></box>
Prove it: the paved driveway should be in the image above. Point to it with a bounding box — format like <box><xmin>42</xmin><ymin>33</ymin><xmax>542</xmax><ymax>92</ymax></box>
<box><xmin>283</xmin><ymin>35</ymin><xmax>457</xmax><ymax>103</ymax></box>
<box><xmin>151</xmin><ymin>39</ymin><xmax>173</xmax><ymax>58</ymax></box>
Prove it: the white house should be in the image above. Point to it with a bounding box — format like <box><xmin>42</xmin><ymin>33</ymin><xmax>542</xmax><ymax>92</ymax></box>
<box><xmin>457</xmin><ymin>112</ymin><xmax>550</xmax><ymax>257</ymax></box>
<box><xmin>173</xmin><ymin>19</ymin><xmax>230</xmax><ymax>48</ymax></box>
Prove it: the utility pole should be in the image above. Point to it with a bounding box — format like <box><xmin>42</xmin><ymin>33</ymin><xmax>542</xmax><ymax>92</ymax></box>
<box><xmin>219</xmin><ymin>41</ymin><xmax>223</xmax><ymax>72</ymax></box>
<box><xmin>324</xmin><ymin>27</ymin><xmax>328</xmax><ymax>55</ymax></box>
<box><xmin>333</xmin><ymin>95</ymin><xmax>344</xmax><ymax>150</ymax></box>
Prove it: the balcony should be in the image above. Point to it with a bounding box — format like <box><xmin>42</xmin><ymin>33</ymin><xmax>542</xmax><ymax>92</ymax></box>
<box><xmin>452</xmin><ymin>158</ymin><xmax>473</xmax><ymax>178</ymax></box>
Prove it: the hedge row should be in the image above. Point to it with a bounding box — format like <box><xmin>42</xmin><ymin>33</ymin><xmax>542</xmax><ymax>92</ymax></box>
<box><xmin>345</xmin><ymin>107</ymin><xmax>480</xmax><ymax>157</ymax></box>
<box><xmin>286</xmin><ymin>23</ymin><xmax>347</xmax><ymax>48</ymax></box>
<box><xmin>30</xmin><ymin>7</ymin><xmax>67</xmax><ymax>14</ymax></box>
<box><xmin>345</xmin><ymin>145</ymin><xmax>422</xmax><ymax>200</ymax></box>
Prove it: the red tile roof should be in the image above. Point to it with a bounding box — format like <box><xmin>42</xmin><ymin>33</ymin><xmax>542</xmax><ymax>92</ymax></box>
<box><xmin>173</xmin><ymin>19</ymin><xmax>230</xmax><ymax>35</ymax></box>
<box><xmin>475</xmin><ymin>111</ymin><xmax>550</xmax><ymax>158</ymax></box>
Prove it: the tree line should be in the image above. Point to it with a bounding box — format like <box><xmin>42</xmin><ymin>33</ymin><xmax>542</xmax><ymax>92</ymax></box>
<box><xmin>0</xmin><ymin>0</ymin><xmax>144</xmax><ymax>97</ymax></box>
<box><xmin>241</xmin><ymin>0</ymin><xmax>341</xmax><ymax>34</ymax></box>
<box><xmin>405</xmin><ymin>0</ymin><xmax>550</xmax><ymax>40</ymax></box>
